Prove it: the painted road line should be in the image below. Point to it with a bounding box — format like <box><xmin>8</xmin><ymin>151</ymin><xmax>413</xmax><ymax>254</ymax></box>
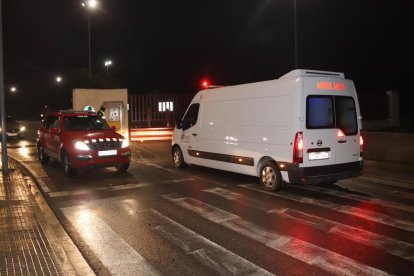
<box><xmin>240</xmin><ymin>184</ymin><xmax>414</xmax><ymax>232</ymax></box>
<box><xmin>294</xmin><ymin>184</ymin><xmax>414</xmax><ymax>213</ymax></box>
<box><xmin>137</xmin><ymin>159</ymin><xmax>174</xmax><ymax>172</ymax></box>
<box><xmin>151</xmin><ymin>209</ymin><xmax>274</xmax><ymax>275</ymax></box>
<box><xmin>340</xmin><ymin>179</ymin><xmax>414</xmax><ymax>200</ymax></box>
<box><xmin>48</xmin><ymin>183</ymin><xmax>151</xmax><ymax>198</ymax></box>
<box><xmin>202</xmin><ymin>187</ymin><xmax>243</xmax><ymax>200</ymax></box>
<box><xmin>161</xmin><ymin>178</ymin><xmax>195</xmax><ymax>183</ymax></box>
<box><xmin>163</xmin><ymin>193</ymin><xmax>388</xmax><ymax>276</ymax></box>
<box><xmin>162</xmin><ymin>194</ymin><xmax>238</xmax><ymax>223</ymax></box>
<box><xmin>61</xmin><ymin>206</ymin><xmax>160</xmax><ymax>276</ymax></box>
<box><xmin>269</xmin><ymin>208</ymin><xmax>414</xmax><ymax>261</ymax></box>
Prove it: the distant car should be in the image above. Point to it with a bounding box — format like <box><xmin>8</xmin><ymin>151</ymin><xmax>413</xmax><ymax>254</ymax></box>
<box><xmin>1</xmin><ymin>116</ymin><xmax>26</xmax><ymax>139</ymax></box>
<box><xmin>37</xmin><ymin>110</ymin><xmax>131</xmax><ymax>176</ymax></box>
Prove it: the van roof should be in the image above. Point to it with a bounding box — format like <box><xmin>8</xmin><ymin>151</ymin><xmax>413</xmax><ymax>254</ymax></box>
<box><xmin>280</xmin><ymin>69</ymin><xmax>345</xmax><ymax>79</ymax></box>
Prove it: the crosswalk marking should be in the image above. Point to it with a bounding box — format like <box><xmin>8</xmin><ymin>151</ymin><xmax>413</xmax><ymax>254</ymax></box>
<box><xmin>151</xmin><ymin>209</ymin><xmax>274</xmax><ymax>275</ymax></box>
<box><xmin>269</xmin><ymin>208</ymin><xmax>414</xmax><ymax>261</ymax></box>
<box><xmin>340</xmin><ymin>179</ymin><xmax>414</xmax><ymax>200</ymax></box>
<box><xmin>48</xmin><ymin>183</ymin><xmax>151</xmax><ymax>198</ymax></box>
<box><xmin>61</xmin><ymin>206</ymin><xmax>160</xmax><ymax>276</ymax></box>
<box><xmin>162</xmin><ymin>193</ymin><xmax>239</xmax><ymax>223</ymax></box>
<box><xmin>240</xmin><ymin>184</ymin><xmax>414</xmax><ymax>232</ymax></box>
<box><xmin>161</xmin><ymin>178</ymin><xmax>195</xmax><ymax>183</ymax></box>
<box><xmin>163</xmin><ymin>193</ymin><xmax>388</xmax><ymax>276</ymax></box>
<box><xmin>202</xmin><ymin>187</ymin><xmax>243</xmax><ymax>200</ymax></box>
<box><xmin>294</xmin><ymin>183</ymin><xmax>414</xmax><ymax>213</ymax></box>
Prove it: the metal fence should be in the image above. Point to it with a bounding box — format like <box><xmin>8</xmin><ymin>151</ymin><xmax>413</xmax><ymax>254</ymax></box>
<box><xmin>129</xmin><ymin>92</ymin><xmax>194</xmax><ymax>128</ymax></box>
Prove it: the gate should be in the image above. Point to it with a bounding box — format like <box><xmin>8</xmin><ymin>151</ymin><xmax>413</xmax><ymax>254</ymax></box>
<box><xmin>129</xmin><ymin>93</ymin><xmax>194</xmax><ymax>128</ymax></box>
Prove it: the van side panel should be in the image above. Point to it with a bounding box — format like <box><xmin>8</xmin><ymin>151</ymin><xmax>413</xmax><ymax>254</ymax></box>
<box><xmin>192</xmin><ymin>79</ymin><xmax>300</xmax><ymax>176</ymax></box>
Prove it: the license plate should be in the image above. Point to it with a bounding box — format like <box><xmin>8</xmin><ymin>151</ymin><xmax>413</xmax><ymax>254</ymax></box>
<box><xmin>7</xmin><ymin>133</ymin><xmax>18</xmax><ymax>136</ymax></box>
<box><xmin>98</xmin><ymin>149</ymin><xmax>117</xmax><ymax>156</ymax></box>
<box><xmin>309</xmin><ymin>151</ymin><xmax>330</xmax><ymax>160</ymax></box>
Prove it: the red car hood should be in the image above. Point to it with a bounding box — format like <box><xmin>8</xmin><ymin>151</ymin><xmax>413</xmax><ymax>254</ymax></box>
<box><xmin>64</xmin><ymin>130</ymin><xmax>125</xmax><ymax>142</ymax></box>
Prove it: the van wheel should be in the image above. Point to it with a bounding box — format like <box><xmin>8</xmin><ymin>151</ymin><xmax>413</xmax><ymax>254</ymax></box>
<box><xmin>172</xmin><ymin>146</ymin><xmax>186</xmax><ymax>168</ymax></box>
<box><xmin>37</xmin><ymin>145</ymin><xmax>50</xmax><ymax>164</ymax></box>
<box><xmin>259</xmin><ymin>161</ymin><xmax>282</xmax><ymax>191</ymax></box>
<box><xmin>62</xmin><ymin>151</ymin><xmax>77</xmax><ymax>177</ymax></box>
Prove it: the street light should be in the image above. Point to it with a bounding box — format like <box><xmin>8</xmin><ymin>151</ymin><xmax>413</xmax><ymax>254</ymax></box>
<box><xmin>82</xmin><ymin>0</ymin><xmax>98</xmax><ymax>79</ymax></box>
<box><xmin>10</xmin><ymin>86</ymin><xmax>17</xmax><ymax>93</ymax></box>
<box><xmin>104</xmin><ymin>60</ymin><xmax>112</xmax><ymax>74</ymax></box>
<box><xmin>56</xmin><ymin>76</ymin><xmax>62</xmax><ymax>83</ymax></box>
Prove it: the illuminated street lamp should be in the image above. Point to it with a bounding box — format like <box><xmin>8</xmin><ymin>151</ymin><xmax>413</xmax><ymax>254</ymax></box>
<box><xmin>56</xmin><ymin>76</ymin><xmax>62</xmax><ymax>83</ymax></box>
<box><xmin>10</xmin><ymin>86</ymin><xmax>17</xmax><ymax>93</ymax></box>
<box><xmin>104</xmin><ymin>59</ymin><xmax>112</xmax><ymax>74</ymax></box>
<box><xmin>82</xmin><ymin>0</ymin><xmax>98</xmax><ymax>79</ymax></box>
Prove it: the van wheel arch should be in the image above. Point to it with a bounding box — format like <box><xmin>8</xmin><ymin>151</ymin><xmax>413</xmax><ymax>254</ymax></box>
<box><xmin>256</xmin><ymin>156</ymin><xmax>276</xmax><ymax>176</ymax></box>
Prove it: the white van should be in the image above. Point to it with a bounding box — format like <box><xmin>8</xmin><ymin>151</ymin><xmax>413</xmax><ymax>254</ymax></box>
<box><xmin>172</xmin><ymin>69</ymin><xmax>363</xmax><ymax>191</ymax></box>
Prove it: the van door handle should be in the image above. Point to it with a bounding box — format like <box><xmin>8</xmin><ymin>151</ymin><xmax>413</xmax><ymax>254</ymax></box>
<box><xmin>338</xmin><ymin>140</ymin><xmax>347</xmax><ymax>144</ymax></box>
<box><xmin>192</xmin><ymin>133</ymin><xmax>198</xmax><ymax>137</ymax></box>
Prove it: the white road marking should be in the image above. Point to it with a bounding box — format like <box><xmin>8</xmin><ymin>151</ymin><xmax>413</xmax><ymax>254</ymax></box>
<box><xmin>340</xmin><ymin>179</ymin><xmax>414</xmax><ymax>200</ymax></box>
<box><xmin>240</xmin><ymin>184</ymin><xmax>414</xmax><ymax>232</ymax></box>
<box><xmin>162</xmin><ymin>194</ymin><xmax>238</xmax><ymax>223</ymax></box>
<box><xmin>48</xmin><ymin>183</ymin><xmax>151</xmax><ymax>198</ymax></box>
<box><xmin>295</xmin><ymin>184</ymin><xmax>414</xmax><ymax>213</ymax></box>
<box><xmin>151</xmin><ymin>209</ymin><xmax>274</xmax><ymax>275</ymax></box>
<box><xmin>203</xmin><ymin>187</ymin><xmax>243</xmax><ymax>200</ymax></box>
<box><xmin>137</xmin><ymin>159</ymin><xmax>174</xmax><ymax>172</ymax></box>
<box><xmin>161</xmin><ymin>178</ymin><xmax>195</xmax><ymax>183</ymax></box>
<box><xmin>269</xmin><ymin>208</ymin><xmax>414</xmax><ymax>261</ymax></box>
<box><xmin>61</xmin><ymin>206</ymin><xmax>160</xmax><ymax>276</ymax></box>
<box><xmin>163</xmin><ymin>193</ymin><xmax>388</xmax><ymax>276</ymax></box>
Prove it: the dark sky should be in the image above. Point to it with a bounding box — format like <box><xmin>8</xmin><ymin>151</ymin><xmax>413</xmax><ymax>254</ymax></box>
<box><xmin>2</xmin><ymin>0</ymin><xmax>413</xmax><ymax>118</ymax></box>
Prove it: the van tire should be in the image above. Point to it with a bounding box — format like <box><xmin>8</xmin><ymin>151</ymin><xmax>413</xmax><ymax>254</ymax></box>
<box><xmin>172</xmin><ymin>146</ymin><xmax>186</xmax><ymax>168</ymax></box>
<box><xmin>259</xmin><ymin>161</ymin><xmax>282</xmax><ymax>191</ymax></box>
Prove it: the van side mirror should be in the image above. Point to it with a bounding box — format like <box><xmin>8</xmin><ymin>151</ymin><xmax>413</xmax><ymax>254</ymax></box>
<box><xmin>175</xmin><ymin>118</ymin><xmax>182</xmax><ymax>129</ymax></box>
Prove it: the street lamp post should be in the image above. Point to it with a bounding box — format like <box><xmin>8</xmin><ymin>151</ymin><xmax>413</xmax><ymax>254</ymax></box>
<box><xmin>82</xmin><ymin>0</ymin><xmax>98</xmax><ymax>80</ymax></box>
<box><xmin>0</xmin><ymin>0</ymin><xmax>8</xmax><ymax>173</ymax></box>
<box><xmin>293</xmin><ymin>0</ymin><xmax>298</xmax><ymax>69</ymax></box>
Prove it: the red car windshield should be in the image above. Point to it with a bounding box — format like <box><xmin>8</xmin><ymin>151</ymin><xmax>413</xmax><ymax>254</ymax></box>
<box><xmin>63</xmin><ymin>116</ymin><xmax>111</xmax><ymax>131</ymax></box>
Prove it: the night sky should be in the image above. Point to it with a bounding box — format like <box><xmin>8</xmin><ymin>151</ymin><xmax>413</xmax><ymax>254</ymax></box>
<box><xmin>2</xmin><ymin>0</ymin><xmax>413</xmax><ymax>119</ymax></box>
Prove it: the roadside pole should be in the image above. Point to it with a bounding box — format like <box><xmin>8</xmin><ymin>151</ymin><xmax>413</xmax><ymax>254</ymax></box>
<box><xmin>0</xmin><ymin>0</ymin><xmax>9</xmax><ymax>174</ymax></box>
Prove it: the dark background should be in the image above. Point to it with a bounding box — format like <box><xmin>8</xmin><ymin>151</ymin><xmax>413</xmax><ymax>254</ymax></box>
<box><xmin>2</xmin><ymin>0</ymin><xmax>413</xmax><ymax>120</ymax></box>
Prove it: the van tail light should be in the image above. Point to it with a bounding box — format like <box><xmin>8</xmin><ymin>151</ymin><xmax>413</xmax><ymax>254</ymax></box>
<box><xmin>337</xmin><ymin>129</ymin><xmax>345</xmax><ymax>138</ymax></box>
<box><xmin>359</xmin><ymin>135</ymin><xmax>364</xmax><ymax>157</ymax></box>
<box><xmin>293</xmin><ymin>132</ymin><xmax>303</xmax><ymax>164</ymax></box>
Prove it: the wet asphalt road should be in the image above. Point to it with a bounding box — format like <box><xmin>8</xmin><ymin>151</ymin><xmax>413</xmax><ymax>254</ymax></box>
<box><xmin>6</xmin><ymin>132</ymin><xmax>414</xmax><ymax>275</ymax></box>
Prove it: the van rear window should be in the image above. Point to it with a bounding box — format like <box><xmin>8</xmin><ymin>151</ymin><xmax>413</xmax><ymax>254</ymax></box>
<box><xmin>307</xmin><ymin>96</ymin><xmax>357</xmax><ymax>135</ymax></box>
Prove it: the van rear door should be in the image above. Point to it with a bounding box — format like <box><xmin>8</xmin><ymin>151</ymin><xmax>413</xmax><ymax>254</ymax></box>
<box><xmin>304</xmin><ymin>94</ymin><xmax>360</xmax><ymax>166</ymax></box>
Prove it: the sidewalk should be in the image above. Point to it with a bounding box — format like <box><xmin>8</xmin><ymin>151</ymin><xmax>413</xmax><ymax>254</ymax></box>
<box><xmin>1</xmin><ymin>157</ymin><xmax>412</xmax><ymax>276</ymax></box>
<box><xmin>0</xmin><ymin>158</ymin><xmax>94</xmax><ymax>276</ymax></box>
